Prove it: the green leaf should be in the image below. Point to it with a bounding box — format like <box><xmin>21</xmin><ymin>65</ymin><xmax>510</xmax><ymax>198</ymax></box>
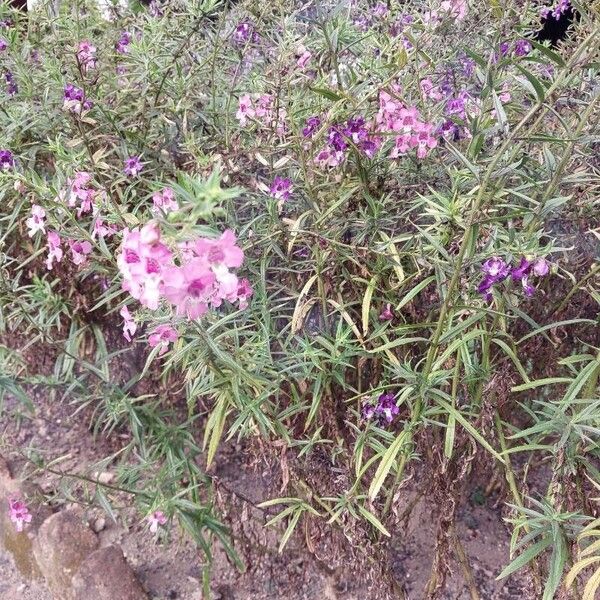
<box><xmin>497</xmin><ymin>536</ymin><xmax>552</xmax><ymax>579</ymax></box>
<box><xmin>356</xmin><ymin>504</ymin><xmax>390</xmax><ymax>536</ymax></box>
<box><xmin>368</xmin><ymin>429</ymin><xmax>410</xmax><ymax>501</ymax></box>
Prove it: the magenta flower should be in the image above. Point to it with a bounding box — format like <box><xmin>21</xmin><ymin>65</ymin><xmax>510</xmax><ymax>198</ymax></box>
<box><xmin>120</xmin><ymin>305</ymin><xmax>137</xmax><ymax>342</ymax></box>
<box><xmin>0</xmin><ymin>149</ymin><xmax>14</xmax><ymax>170</ymax></box>
<box><xmin>269</xmin><ymin>176</ymin><xmax>293</xmax><ymax>201</ymax></box>
<box><xmin>511</xmin><ymin>256</ymin><xmax>550</xmax><ymax>296</ymax></box>
<box><xmin>46</xmin><ymin>231</ymin><xmax>63</xmax><ymax>270</ymax></box>
<box><xmin>478</xmin><ymin>257</ymin><xmax>510</xmax><ymax>301</ymax></box>
<box><xmin>68</xmin><ymin>239</ymin><xmax>92</xmax><ymax>266</ymax></box>
<box><xmin>8</xmin><ymin>497</ymin><xmax>32</xmax><ymax>532</ymax></box>
<box><xmin>148</xmin><ymin>325</ymin><xmax>178</xmax><ymax>355</ymax></box>
<box><xmin>124</xmin><ymin>156</ymin><xmax>143</xmax><ymax>177</ymax></box>
<box><xmin>296</xmin><ymin>46</ymin><xmax>312</xmax><ymax>68</ymax></box>
<box><xmin>148</xmin><ymin>510</ymin><xmax>167</xmax><ymax>533</ymax></box>
<box><xmin>26</xmin><ymin>205</ymin><xmax>46</xmax><ymax>237</ymax></box>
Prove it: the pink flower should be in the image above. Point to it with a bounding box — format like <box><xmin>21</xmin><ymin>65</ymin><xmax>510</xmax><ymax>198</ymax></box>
<box><xmin>441</xmin><ymin>0</ymin><xmax>467</xmax><ymax>20</ymax></box>
<box><xmin>92</xmin><ymin>218</ymin><xmax>116</xmax><ymax>239</ymax></box>
<box><xmin>68</xmin><ymin>239</ymin><xmax>92</xmax><ymax>266</ymax></box>
<box><xmin>148</xmin><ymin>324</ymin><xmax>178</xmax><ymax>355</ymax></box>
<box><xmin>26</xmin><ymin>204</ymin><xmax>46</xmax><ymax>237</ymax></box>
<box><xmin>120</xmin><ymin>305</ymin><xmax>137</xmax><ymax>342</ymax></box>
<box><xmin>152</xmin><ymin>187</ymin><xmax>178</xmax><ymax>215</ymax></box>
<box><xmin>420</xmin><ymin>78</ymin><xmax>443</xmax><ymax>101</ymax></box>
<box><xmin>532</xmin><ymin>258</ymin><xmax>549</xmax><ymax>277</ymax></box>
<box><xmin>236</xmin><ymin>94</ymin><xmax>255</xmax><ymax>126</ymax></box>
<box><xmin>46</xmin><ymin>231</ymin><xmax>63</xmax><ymax>270</ymax></box>
<box><xmin>77</xmin><ymin>40</ymin><xmax>97</xmax><ymax>70</ymax></box>
<box><xmin>410</xmin><ymin>122</ymin><xmax>438</xmax><ymax>159</ymax></box>
<box><xmin>194</xmin><ymin>230</ymin><xmax>244</xmax><ymax>270</ymax></box>
<box><xmin>162</xmin><ymin>260</ymin><xmax>217</xmax><ymax>319</ymax></box>
<box><xmin>296</xmin><ymin>46</ymin><xmax>312</xmax><ymax>68</ymax></box>
<box><xmin>8</xmin><ymin>497</ymin><xmax>32</xmax><ymax>532</ymax></box>
<box><xmin>379</xmin><ymin>303</ymin><xmax>394</xmax><ymax>321</ymax></box>
<box><xmin>148</xmin><ymin>510</ymin><xmax>167</xmax><ymax>533</ymax></box>
<box><xmin>236</xmin><ymin>278</ymin><xmax>253</xmax><ymax>310</ymax></box>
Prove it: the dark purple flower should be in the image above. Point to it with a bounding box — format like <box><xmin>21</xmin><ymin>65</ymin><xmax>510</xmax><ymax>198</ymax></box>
<box><xmin>499</xmin><ymin>41</ymin><xmax>510</xmax><ymax>57</ymax></box>
<box><xmin>124</xmin><ymin>156</ymin><xmax>143</xmax><ymax>177</ymax></box>
<box><xmin>0</xmin><ymin>149</ymin><xmax>15</xmax><ymax>170</ymax></box>
<box><xmin>363</xmin><ymin>391</ymin><xmax>399</xmax><ymax>426</ymax></box>
<box><xmin>269</xmin><ymin>176</ymin><xmax>293</xmax><ymax>201</ymax></box>
<box><xmin>510</xmin><ymin>257</ymin><xmax>531</xmax><ymax>281</ymax></box>
<box><xmin>328</xmin><ymin>127</ymin><xmax>348</xmax><ymax>152</ymax></box>
<box><xmin>0</xmin><ymin>38</ymin><xmax>7</xmax><ymax>52</ymax></box>
<box><xmin>5</xmin><ymin>70</ymin><xmax>17</xmax><ymax>95</ymax></box>
<box><xmin>302</xmin><ymin>116</ymin><xmax>321</xmax><ymax>138</ymax></box>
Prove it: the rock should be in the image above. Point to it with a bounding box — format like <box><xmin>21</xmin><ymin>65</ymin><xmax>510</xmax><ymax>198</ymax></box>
<box><xmin>95</xmin><ymin>472</ymin><xmax>114</xmax><ymax>484</ymax></box>
<box><xmin>33</xmin><ymin>508</ymin><xmax>99</xmax><ymax>599</ymax></box>
<box><xmin>91</xmin><ymin>517</ymin><xmax>106</xmax><ymax>533</ymax></box>
<box><xmin>71</xmin><ymin>545</ymin><xmax>148</xmax><ymax>600</ymax></box>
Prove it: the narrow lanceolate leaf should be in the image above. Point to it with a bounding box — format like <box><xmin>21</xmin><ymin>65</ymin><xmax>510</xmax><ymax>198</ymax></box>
<box><xmin>368</xmin><ymin>429</ymin><xmax>410</xmax><ymax>501</ymax></box>
<box><xmin>543</xmin><ymin>532</ymin><xmax>567</xmax><ymax>600</ymax></box>
<box><xmin>357</xmin><ymin>505</ymin><xmax>390</xmax><ymax>537</ymax></box>
<box><xmin>497</xmin><ymin>536</ymin><xmax>552</xmax><ymax>579</ymax></box>
<box><xmin>362</xmin><ymin>276</ymin><xmax>377</xmax><ymax>336</ymax></box>
<box><xmin>583</xmin><ymin>567</ymin><xmax>600</xmax><ymax>600</ymax></box>
<box><xmin>203</xmin><ymin>394</ymin><xmax>230</xmax><ymax>468</ymax></box>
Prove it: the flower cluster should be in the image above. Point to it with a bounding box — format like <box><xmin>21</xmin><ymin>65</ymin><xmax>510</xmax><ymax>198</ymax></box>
<box><xmin>236</xmin><ymin>94</ymin><xmax>287</xmax><ymax>135</ymax></box>
<box><xmin>64</xmin><ymin>84</ymin><xmax>93</xmax><ymax>113</ymax></box>
<box><xmin>541</xmin><ymin>0</ymin><xmax>571</xmax><ymax>20</ymax></box>
<box><xmin>8</xmin><ymin>497</ymin><xmax>32</xmax><ymax>532</ymax></box>
<box><xmin>377</xmin><ymin>92</ymin><xmax>438</xmax><ymax>159</ymax></box>
<box><xmin>362</xmin><ymin>391</ymin><xmax>400</xmax><ymax>426</ymax></box>
<box><xmin>117</xmin><ymin>223</ymin><xmax>253</xmax><ymax>322</ymax></box>
<box><xmin>478</xmin><ymin>256</ymin><xmax>550</xmax><ymax>301</ymax></box>
<box><xmin>314</xmin><ymin>117</ymin><xmax>380</xmax><ymax>167</ymax></box>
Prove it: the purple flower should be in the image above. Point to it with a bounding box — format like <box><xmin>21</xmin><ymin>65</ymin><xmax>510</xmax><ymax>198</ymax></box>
<box><xmin>233</xmin><ymin>21</ymin><xmax>258</xmax><ymax>45</ymax></box>
<box><xmin>124</xmin><ymin>156</ymin><xmax>143</xmax><ymax>177</ymax></box>
<box><xmin>0</xmin><ymin>38</ymin><xmax>7</xmax><ymax>52</ymax></box>
<box><xmin>302</xmin><ymin>116</ymin><xmax>321</xmax><ymax>138</ymax></box>
<box><xmin>483</xmin><ymin>257</ymin><xmax>510</xmax><ymax>280</ymax></box>
<box><xmin>372</xmin><ymin>2</ymin><xmax>389</xmax><ymax>17</ymax></box>
<box><xmin>363</xmin><ymin>391</ymin><xmax>399</xmax><ymax>426</ymax></box>
<box><xmin>8</xmin><ymin>497</ymin><xmax>32</xmax><ymax>532</ymax></box>
<box><xmin>0</xmin><ymin>149</ymin><xmax>15</xmax><ymax>170</ymax></box>
<box><xmin>515</xmin><ymin>39</ymin><xmax>532</xmax><ymax>57</ymax></box>
<box><xmin>478</xmin><ymin>257</ymin><xmax>510</xmax><ymax>301</ymax></box>
<box><xmin>116</xmin><ymin>31</ymin><xmax>131</xmax><ymax>54</ymax></box>
<box><xmin>148</xmin><ymin>1</ymin><xmax>163</xmax><ymax>17</ymax></box>
<box><xmin>269</xmin><ymin>176</ymin><xmax>293</xmax><ymax>201</ymax></box>
<box><xmin>510</xmin><ymin>257</ymin><xmax>531</xmax><ymax>281</ymax></box>
<box><xmin>63</xmin><ymin>84</ymin><xmax>93</xmax><ymax>112</ymax></box>
<box><xmin>5</xmin><ymin>70</ymin><xmax>17</xmax><ymax>95</ymax></box>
